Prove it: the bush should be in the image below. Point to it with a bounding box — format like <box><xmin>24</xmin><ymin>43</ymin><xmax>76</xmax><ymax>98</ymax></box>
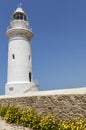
<box><xmin>0</xmin><ymin>105</ymin><xmax>86</xmax><ymax>130</ymax></box>
<box><xmin>4</xmin><ymin>105</ymin><xmax>21</xmax><ymax>124</ymax></box>
<box><xmin>39</xmin><ymin>115</ymin><xmax>58</xmax><ymax>130</ymax></box>
<box><xmin>58</xmin><ymin>118</ymin><xmax>86</xmax><ymax>130</ymax></box>
<box><xmin>20</xmin><ymin>108</ymin><xmax>40</xmax><ymax>129</ymax></box>
<box><xmin>0</xmin><ymin>106</ymin><xmax>9</xmax><ymax>117</ymax></box>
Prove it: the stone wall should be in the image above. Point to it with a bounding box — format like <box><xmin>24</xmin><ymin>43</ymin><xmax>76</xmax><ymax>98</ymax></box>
<box><xmin>0</xmin><ymin>94</ymin><xmax>86</xmax><ymax>121</ymax></box>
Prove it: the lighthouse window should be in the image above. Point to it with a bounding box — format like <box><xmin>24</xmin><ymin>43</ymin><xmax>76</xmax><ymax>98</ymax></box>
<box><xmin>9</xmin><ymin>87</ymin><xmax>14</xmax><ymax>91</ymax></box>
<box><xmin>12</xmin><ymin>54</ymin><xmax>15</xmax><ymax>59</ymax></box>
<box><xmin>29</xmin><ymin>55</ymin><xmax>31</xmax><ymax>61</ymax></box>
<box><xmin>13</xmin><ymin>13</ymin><xmax>26</xmax><ymax>21</ymax></box>
<box><xmin>29</xmin><ymin>72</ymin><xmax>32</xmax><ymax>82</ymax></box>
<box><xmin>24</xmin><ymin>15</ymin><xmax>26</xmax><ymax>21</ymax></box>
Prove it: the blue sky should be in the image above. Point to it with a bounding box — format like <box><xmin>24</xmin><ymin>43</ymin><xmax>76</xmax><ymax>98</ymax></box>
<box><xmin>0</xmin><ymin>0</ymin><xmax>86</xmax><ymax>95</ymax></box>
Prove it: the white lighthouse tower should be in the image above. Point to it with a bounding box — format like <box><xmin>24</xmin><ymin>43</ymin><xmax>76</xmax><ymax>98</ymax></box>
<box><xmin>5</xmin><ymin>6</ymin><xmax>39</xmax><ymax>95</ymax></box>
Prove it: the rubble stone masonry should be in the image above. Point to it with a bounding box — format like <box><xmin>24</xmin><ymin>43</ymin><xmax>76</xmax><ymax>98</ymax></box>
<box><xmin>0</xmin><ymin>94</ymin><xmax>86</xmax><ymax>121</ymax></box>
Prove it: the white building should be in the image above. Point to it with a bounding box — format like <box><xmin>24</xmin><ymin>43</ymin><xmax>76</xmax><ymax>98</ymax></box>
<box><xmin>5</xmin><ymin>6</ymin><xmax>39</xmax><ymax>95</ymax></box>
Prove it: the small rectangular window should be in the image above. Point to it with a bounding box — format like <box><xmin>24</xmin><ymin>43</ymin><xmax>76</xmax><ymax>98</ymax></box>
<box><xmin>12</xmin><ymin>54</ymin><xmax>15</xmax><ymax>59</ymax></box>
<box><xmin>9</xmin><ymin>87</ymin><xmax>14</xmax><ymax>91</ymax></box>
<box><xmin>29</xmin><ymin>72</ymin><xmax>32</xmax><ymax>82</ymax></box>
<box><xmin>29</xmin><ymin>55</ymin><xmax>31</xmax><ymax>62</ymax></box>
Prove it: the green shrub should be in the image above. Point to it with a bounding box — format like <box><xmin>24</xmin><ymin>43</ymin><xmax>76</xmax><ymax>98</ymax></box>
<box><xmin>4</xmin><ymin>105</ymin><xmax>21</xmax><ymax>124</ymax></box>
<box><xmin>20</xmin><ymin>108</ymin><xmax>40</xmax><ymax>129</ymax></box>
<box><xmin>31</xmin><ymin>114</ymin><xmax>41</xmax><ymax>130</ymax></box>
<box><xmin>0</xmin><ymin>105</ymin><xmax>86</xmax><ymax>130</ymax></box>
<box><xmin>58</xmin><ymin>118</ymin><xmax>86</xmax><ymax>130</ymax></box>
<box><xmin>0</xmin><ymin>105</ymin><xmax>9</xmax><ymax>117</ymax></box>
<box><xmin>39</xmin><ymin>115</ymin><xmax>58</xmax><ymax>130</ymax></box>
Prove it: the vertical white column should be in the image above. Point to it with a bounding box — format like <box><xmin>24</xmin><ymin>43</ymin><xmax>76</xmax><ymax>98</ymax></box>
<box><xmin>5</xmin><ymin>7</ymin><xmax>39</xmax><ymax>95</ymax></box>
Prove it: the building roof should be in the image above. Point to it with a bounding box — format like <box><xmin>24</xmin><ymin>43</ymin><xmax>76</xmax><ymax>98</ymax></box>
<box><xmin>14</xmin><ymin>7</ymin><xmax>25</xmax><ymax>14</ymax></box>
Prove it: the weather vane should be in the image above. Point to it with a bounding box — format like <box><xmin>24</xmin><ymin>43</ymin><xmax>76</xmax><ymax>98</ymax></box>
<box><xmin>18</xmin><ymin>2</ymin><xmax>22</xmax><ymax>8</ymax></box>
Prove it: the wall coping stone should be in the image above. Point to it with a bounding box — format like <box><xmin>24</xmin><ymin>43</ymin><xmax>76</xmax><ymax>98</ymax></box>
<box><xmin>0</xmin><ymin>87</ymin><xmax>86</xmax><ymax>98</ymax></box>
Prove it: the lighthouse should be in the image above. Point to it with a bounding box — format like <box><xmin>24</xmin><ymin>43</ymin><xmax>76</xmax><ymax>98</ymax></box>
<box><xmin>5</xmin><ymin>6</ymin><xmax>39</xmax><ymax>95</ymax></box>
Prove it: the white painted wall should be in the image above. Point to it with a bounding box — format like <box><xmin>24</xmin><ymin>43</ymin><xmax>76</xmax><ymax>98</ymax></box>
<box><xmin>5</xmin><ymin>82</ymin><xmax>39</xmax><ymax>95</ymax></box>
<box><xmin>5</xmin><ymin>7</ymin><xmax>39</xmax><ymax>95</ymax></box>
<box><xmin>2</xmin><ymin>87</ymin><xmax>86</xmax><ymax>98</ymax></box>
<box><xmin>7</xmin><ymin>38</ymin><xmax>32</xmax><ymax>83</ymax></box>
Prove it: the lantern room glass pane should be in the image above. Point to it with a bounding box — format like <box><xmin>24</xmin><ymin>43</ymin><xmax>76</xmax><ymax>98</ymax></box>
<box><xmin>13</xmin><ymin>13</ymin><xmax>26</xmax><ymax>21</ymax></box>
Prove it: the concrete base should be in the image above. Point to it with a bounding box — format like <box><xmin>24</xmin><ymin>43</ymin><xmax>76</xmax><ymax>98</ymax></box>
<box><xmin>3</xmin><ymin>87</ymin><xmax>86</xmax><ymax>97</ymax></box>
<box><xmin>5</xmin><ymin>82</ymin><xmax>39</xmax><ymax>95</ymax></box>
